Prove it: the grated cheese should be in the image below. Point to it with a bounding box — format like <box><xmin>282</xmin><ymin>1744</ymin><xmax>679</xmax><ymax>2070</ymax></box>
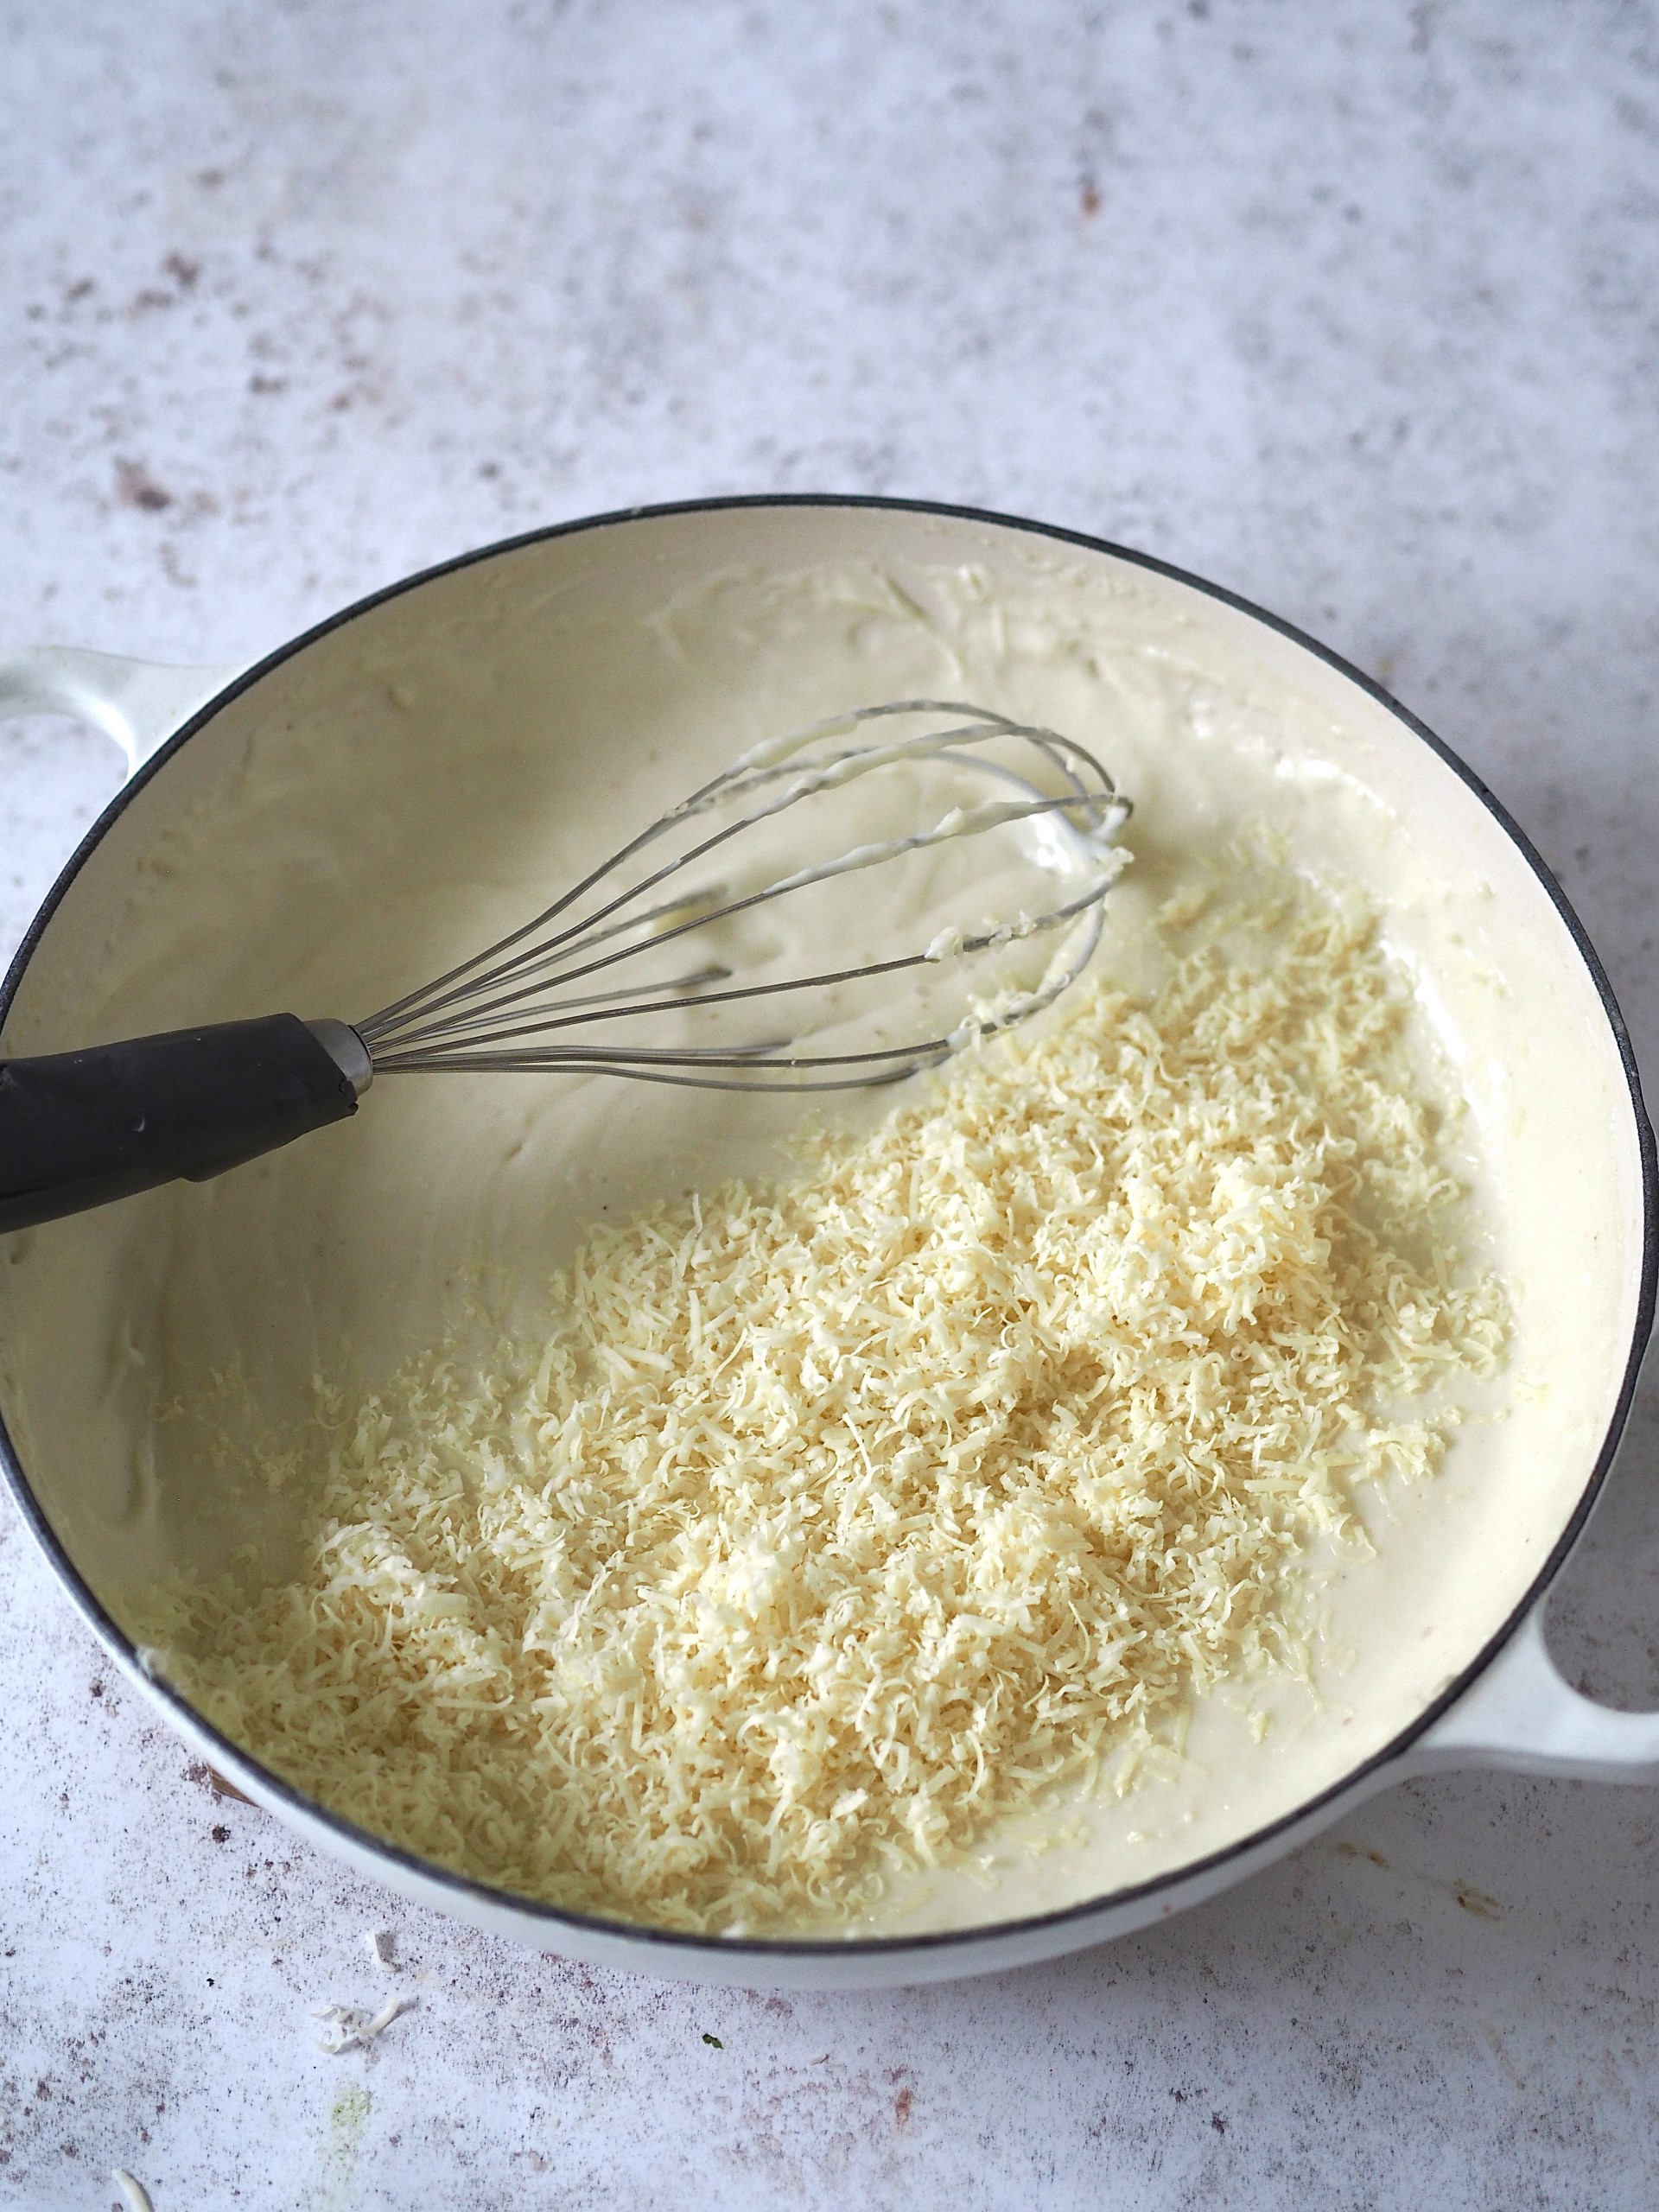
<box><xmin>148</xmin><ymin>873</ymin><xmax>1506</xmax><ymax>1934</ymax></box>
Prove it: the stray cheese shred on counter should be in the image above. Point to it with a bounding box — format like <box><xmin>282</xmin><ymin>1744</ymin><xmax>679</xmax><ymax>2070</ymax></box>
<box><xmin>149</xmin><ymin>874</ymin><xmax>1507</xmax><ymax>1933</ymax></box>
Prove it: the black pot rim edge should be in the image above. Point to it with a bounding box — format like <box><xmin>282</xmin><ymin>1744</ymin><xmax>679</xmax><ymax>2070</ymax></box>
<box><xmin>3</xmin><ymin>489</ymin><xmax>1654</xmax><ymax>1967</ymax></box>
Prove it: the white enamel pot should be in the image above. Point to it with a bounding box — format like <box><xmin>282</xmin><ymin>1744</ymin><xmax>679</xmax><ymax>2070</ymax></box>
<box><xmin>1</xmin><ymin>497</ymin><xmax>1654</xmax><ymax>1989</ymax></box>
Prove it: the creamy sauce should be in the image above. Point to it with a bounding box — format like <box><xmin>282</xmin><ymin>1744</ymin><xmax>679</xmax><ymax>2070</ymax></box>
<box><xmin>0</xmin><ymin>512</ymin><xmax>1642</xmax><ymax>1937</ymax></box>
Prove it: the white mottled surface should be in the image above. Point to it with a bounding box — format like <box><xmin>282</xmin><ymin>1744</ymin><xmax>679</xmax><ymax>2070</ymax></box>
<box><xmin>3</xmin><ymin>3</ymin><xmax>1659</xmax><ymax>2205</ymax></box>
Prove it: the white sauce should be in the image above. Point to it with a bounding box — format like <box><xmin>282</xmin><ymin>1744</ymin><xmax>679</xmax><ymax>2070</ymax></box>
<box><xmin>0</xmin><ymin>512</ymin><xmax>1643</xmax><ymax>1936</ymax></box>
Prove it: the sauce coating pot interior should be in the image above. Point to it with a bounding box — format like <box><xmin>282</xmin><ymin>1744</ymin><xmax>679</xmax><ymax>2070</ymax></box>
<box><xmin>0</xmin><ymin>501</ymin><xmax>1648</xmax><ymax>1949</ymax></box>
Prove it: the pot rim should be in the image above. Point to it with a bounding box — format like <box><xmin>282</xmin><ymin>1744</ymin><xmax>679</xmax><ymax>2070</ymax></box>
<box><xmin>3</xmin><ymin>490</ymin><xmax>1654</xmax><ymax>1964</ymax></box>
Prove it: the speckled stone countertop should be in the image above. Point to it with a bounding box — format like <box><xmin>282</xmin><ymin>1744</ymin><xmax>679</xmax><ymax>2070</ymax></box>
<box><xmin>3</xmin><ymin>4</ymin><xmax>1659</xmax><ymax>2206</ymax></box>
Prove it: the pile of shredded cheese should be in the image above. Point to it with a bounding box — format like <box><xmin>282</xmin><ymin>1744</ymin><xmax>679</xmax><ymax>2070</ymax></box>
<box><xmin>149</xmin><ymin>874</ymin><xmax>1506</xmax><ymax>1933</ymax></box>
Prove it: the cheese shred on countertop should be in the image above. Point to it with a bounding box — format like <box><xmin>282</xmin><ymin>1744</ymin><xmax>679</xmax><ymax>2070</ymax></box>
<box><xmin>148</xmin><ymin>876</ymin><xmax>1507</xmax><ymax>1933</ymax></box>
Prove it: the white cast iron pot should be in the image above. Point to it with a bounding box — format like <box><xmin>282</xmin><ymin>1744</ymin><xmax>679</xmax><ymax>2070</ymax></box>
<box><xmin>0</xmin><ymin>497</ymin><xmax>1654</xmax><ymax>1989</ymax></box>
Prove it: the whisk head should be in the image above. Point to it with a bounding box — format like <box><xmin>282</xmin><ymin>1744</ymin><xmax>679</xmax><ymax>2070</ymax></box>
<box><xmin>355</xmin><ymin>701</ymin><xmax>1130</xmax><ymax>1093</ymax></box>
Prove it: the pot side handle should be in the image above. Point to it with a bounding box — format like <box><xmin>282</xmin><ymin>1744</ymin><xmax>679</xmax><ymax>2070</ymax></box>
<box><xmin>1416</xmin><ymin>1607</ymin><xmax>1659</xmax><ymax>1782</ymax></box>
<box><xmin>0</xmin><ymin>645</ymin><xmax>247</xmax><ymax>776</ymax></box>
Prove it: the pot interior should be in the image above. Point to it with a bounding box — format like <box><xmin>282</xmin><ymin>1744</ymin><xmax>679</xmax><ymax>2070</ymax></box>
<box><xmin>0</xmin><ymin>501</ymin><xmax>1648</xmax><ymax>1940</ymax></box>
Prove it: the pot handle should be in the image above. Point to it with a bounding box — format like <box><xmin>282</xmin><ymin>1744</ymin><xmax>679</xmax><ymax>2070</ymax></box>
<box><xmin>1415</xmin><ymin>1605</ymin><xmax>1659</xmax><ymax>1782</ymax></box>
<box><xmin>0</xmin><ymin>645</ymin><xmax>246</xmax><ymax>776</ymax></box>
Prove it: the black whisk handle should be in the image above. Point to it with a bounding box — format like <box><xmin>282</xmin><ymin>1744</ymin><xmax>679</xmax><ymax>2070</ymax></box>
<box><xmin>0</xmin><ymin>1014</ymin><xmax>367</xmax><ymax>1234</ymax></box>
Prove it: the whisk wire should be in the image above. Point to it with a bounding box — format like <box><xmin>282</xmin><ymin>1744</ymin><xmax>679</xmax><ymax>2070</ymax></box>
<box><xmin>361</xmin><ymin>790</ymin><xmax>1116</xmax><ymax>1057</ymax></box>
<box><xmin>359</xmin><ymin>705</ymin><xmax>1109</xmax><ymax>1040</ymax></box>
<box><xmin>357</xmin><ymin>702</ymin><xmax>1130</xmax><ymax>1093</ymax></box>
